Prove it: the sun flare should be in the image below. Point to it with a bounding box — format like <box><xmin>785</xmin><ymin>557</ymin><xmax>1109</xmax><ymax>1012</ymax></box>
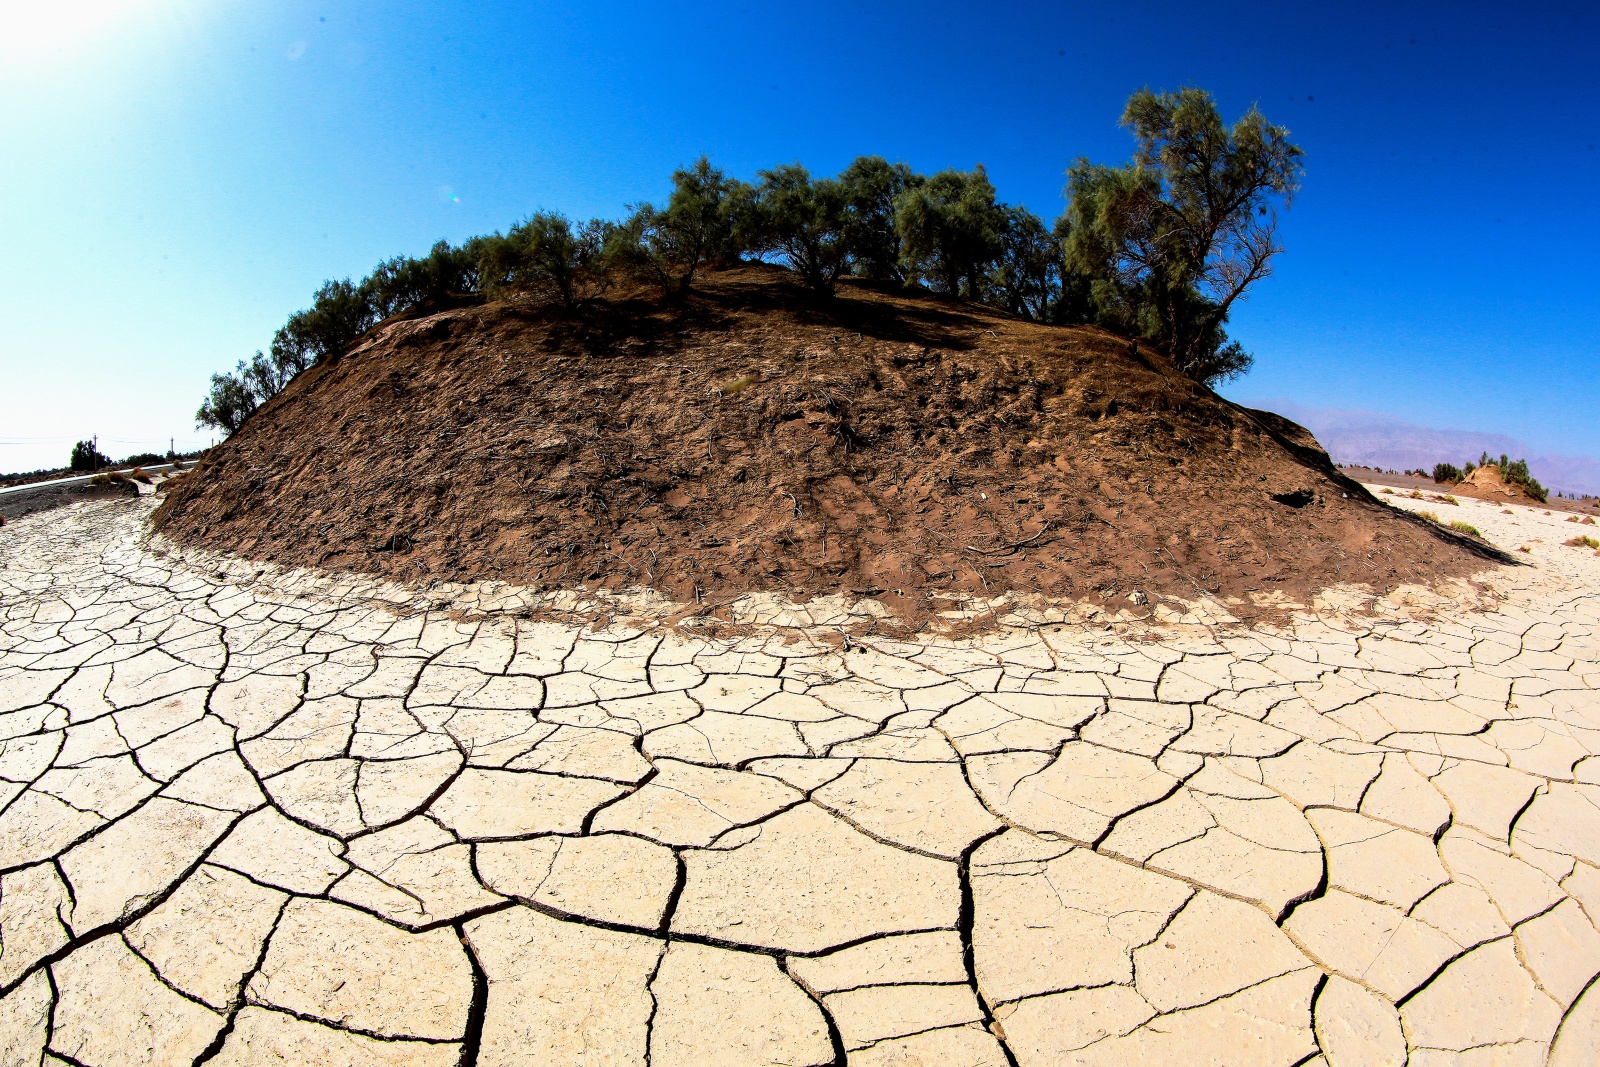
<box><xmin>0</xmin><ymin>0</ymin><xmax>161</xmax><ymax>60</ymax></box>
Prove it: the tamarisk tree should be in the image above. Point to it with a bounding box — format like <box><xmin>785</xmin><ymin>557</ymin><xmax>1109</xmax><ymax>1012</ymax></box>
<box><xmin>1068</xmin><ymin>87</ymin><xmax>1303</xmax><ymax>384</ymax></box>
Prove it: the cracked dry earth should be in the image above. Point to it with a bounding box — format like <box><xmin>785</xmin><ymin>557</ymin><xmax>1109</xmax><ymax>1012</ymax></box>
<box><xmin>2</xmin><ymin>494</ymin><xmax>1599</xmax><ymax>1067</ymax></box>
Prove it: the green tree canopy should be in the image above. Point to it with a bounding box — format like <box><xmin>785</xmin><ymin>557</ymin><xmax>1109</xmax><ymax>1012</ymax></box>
<box><xmin>620</xmin><ymin>157</ymin><xmax>757</xmax><ymax>296</ymax></box>
<box><xmin>195</xmin><ymin>87</ymin><xmax>1308</xmax><ymax>435</ymax></box>
<box><xmin>68</xmin><ymin>440</ymin><xmax>111</xmax><ymax>472</ymax></box>
<box><xmin>988</xmin><ymin>205</ymin><xmax>1060</xmax><ymax>322</ymax></box>
<box><xmin>1067</xmin><ymin>87</ymin><xmax>1303</xmax><ymax>384</ymax></box>
<box><xmin>837</xmin><ymin>156</ymin><xmax>920</xmax><ymax>282</ymax></box>
<box><xmin>894</xmin><ymin>166</ymin><xmax>1005</xmax><ymax>299</ymax></box>
<box><xmin>480</xmin><ymin>213</ymin><xmax>610</xmax><ymax>312</ymax></box>
<box><xmin>365</xmin><ymin>239</ymin><xmax>482</xmax><ymax>319</ymax></box>
<box><xmin>195</xmin><ymin>368</ymin><xmax>259</xmax><ymax>436</ymax></box>
<box><xmin>753</xmin><ymin>164</ymin><xmax>850</xmax><ymax>294</ymax></box>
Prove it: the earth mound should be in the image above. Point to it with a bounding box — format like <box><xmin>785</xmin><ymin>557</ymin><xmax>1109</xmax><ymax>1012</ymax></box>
<box><xmin>153</xmin><ymin>266</ymin><xmax>1503</xmax><ymax>620</ymax></box>
<box><xmin>1454</xmin><ymin>465</ymin><xmax>1545</xmax><ymax>505</ymax></box>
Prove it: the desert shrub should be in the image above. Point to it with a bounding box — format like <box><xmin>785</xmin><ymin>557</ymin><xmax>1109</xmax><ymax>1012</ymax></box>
<box><xmin>751</xmin><ymin>164</ymin><xmax>851</xmax><ymax>295</ymax></box>
<box><xmin>1449</xmin><ymin>521</ymin><xmax>1482</xmax><ymax>537</ymax></box>
<box><xmin>1584</xmin><ymin>516</ymin><xmax>1597</xmax><ymax>525</ymax></box>
<box><xmin>1566</xmin><ymin>536</ymin><xmax>1600</xmax><ymax>549</ymax></box>
<box><xmin>1417</xmin><ymin>510</ymin><xmax>1440</xmax><ymax>523</ymax></box>
<box><xmin>1434</xmin><ymin>494</ymin><xmax>1459</xmax><ymax>505</ymax></box>
<box><xmin>69</xmin><ymin>440</ymin><xmax>111</xmax><ymax>472</ymax></box>
<box><xmin>273</xmin><ymin>278</ymin><xmax>379</xmax><ymax>368</ymax></box>
<box><xmin>1432</xmin><ymin>462</ymin><xmax>1462</xmax><ymax>483</ymax></box>
<box><xmin>479</xmin><ymin>213</ymin><xmax>611</xmax><ymax>311</ymax></box>
<box><xmin>121</xmin><ymin>452</ymin><xmax>164</xmax><ymax>467</ymax></box>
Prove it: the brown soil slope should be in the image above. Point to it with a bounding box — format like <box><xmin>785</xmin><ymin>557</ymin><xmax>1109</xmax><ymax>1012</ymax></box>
<box><xmin>153</xmin><ymin>266</ymin><xmax>1503</xmax><ymax>617</ymax></box>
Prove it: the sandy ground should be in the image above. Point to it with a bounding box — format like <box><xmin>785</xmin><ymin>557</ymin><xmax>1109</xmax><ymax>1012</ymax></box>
<box><xmin>0</xmin><ymin>489</ymin><xmax>1597</xmax><ymax>1066</ymax></box>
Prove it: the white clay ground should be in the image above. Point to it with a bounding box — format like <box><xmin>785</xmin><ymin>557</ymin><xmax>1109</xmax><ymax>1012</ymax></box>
<box><xmin>1</xmin><ymin>486</ymin><xmax>1598</xmax><ymax>1066</ymax></box>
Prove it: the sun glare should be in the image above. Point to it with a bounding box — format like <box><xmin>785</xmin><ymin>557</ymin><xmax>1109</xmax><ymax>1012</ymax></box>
<box><xmin>0</xmin><ymin>0</ymin><xmax>161</xmax><ymax>61</ymax></box>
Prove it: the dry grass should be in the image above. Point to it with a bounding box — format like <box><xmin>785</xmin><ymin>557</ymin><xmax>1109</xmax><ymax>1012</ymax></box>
<box><xmin>1565</xmin><ymin>535</ymin><xmax>1600</xmax><ymax>550</ymax></box>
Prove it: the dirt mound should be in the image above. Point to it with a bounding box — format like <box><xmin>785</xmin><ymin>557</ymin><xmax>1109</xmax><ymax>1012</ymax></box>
<box><xmin>1454</xmin><ymin>465</ymin><xmax>1543</xmax><ymax>505</ymax></box>
<box><xmin>153</xmin><ymin>266</ymin><xmax>1503</xmax><ymax>621</ymax></box>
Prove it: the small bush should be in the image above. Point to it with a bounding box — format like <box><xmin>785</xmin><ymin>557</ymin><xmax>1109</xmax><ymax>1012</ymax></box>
<box><xmin>1417</xmin><ymin>510</ymin><xmax>1440</xmax><ymax>523</ymax></box>
<box><xmin>1519</xmin><ymin>545</ymin><xmax>1533</xmax><ymax>553</ymax></box>
<box><xmin>1568</xmin><ymin>515</ymin><xmax>1581</xmax><ymax>522</ymax></box>
<box><xmin>1566</xmin><ymin>536</ymin><xmax>1600</xmax><ymax>549</ymax></box>
<box><xmin>1408</xmin><ymin>489</ymin><xmax>1425</xmax><ymax>500</ymax></box>
<box><xmin>1380</xmin><ymin>487</ymin><xmax>1394</xmax><ymax>494</ymax></box>
<box><xmin>126</xmin><ymin>467</ymin><xmax>151</xmax><ymax>484</ymax></box>
<box><xmin>1449</xmin><ymin>521</ymin><xmax>1482</xmax><ymax>537</ymax></box>
<box><xmin>1433</xmin><ymin>494</ymin><xmax>1459</xmax><ymax>505</ymax></box>
<box><xmin>1584</xmin><ymin>516</ymin><xmax>1597</xmax><ymax>525</ymax></box>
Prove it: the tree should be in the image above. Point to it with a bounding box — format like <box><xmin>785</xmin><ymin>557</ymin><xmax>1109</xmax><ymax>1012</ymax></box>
<box><xmin>69</xmin><ymin>440</ymin><xmax>110</xmax><ymax>472</ymax></box>
<box><xmin>753</xmin><ymin>164</ymin><xmax>850</xmax><ymax>294</ymax></box>
<box><xmin>1047</xmin><ymin>215</ymin><xmax>1096</xmax><ymax>325</ymax></box>
<box><xmin>894</xmin><ymin>166</ymin><xmax>1005</xmax><ymax>298</ymax></box>
<box><xmin>271</xmin><ymin>278</ymin><xmax>379</xmax><ymax>371</ymax></box>
<box><xmin>195</xmin><ymin>367</ymin><xmax>259</xmax><ymax>436</ymax></box>
<box><xmin>988</xmin><ymin>205</ymin><xmax>1060</xmax><ymax>321</ymax></box>
<box><xmin>364</xmin><ymin>239</ymin><xmax>482</xmax><ymax>318</ymax></box>
<box><xmin>616</xmin><ymin>158</ymin><xmax>756</xmax><ymax>296</ymax></box>
<box><xmin>837</xmin><ymin>156</ymin><xmax>920</xmax><ymax>282</ymax></box>
<box><xmin>240</xmin><ymin>348</ymin><xmax>296</xmax><ymax>402</ymax></box>
<box><xmin>479</xmin><ymin>213</ymin><xmax>610</xmax><ymax>311</ymax></box>
<box><xmin>1066</xmin><ymin>87</ymin><xmax>1303</xmax><ymax>385</ymax></box>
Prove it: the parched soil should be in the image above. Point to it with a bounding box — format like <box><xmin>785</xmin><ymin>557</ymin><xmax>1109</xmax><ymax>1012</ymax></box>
<box><xmin>1</xmin><ymin>477</ymin><xmax>138</xmax><ymax>523</ymax></box>
<box><xmin>152</xmin><ymin>266</ymin><xmax>1504</xmax><ymax>620</ymax></box>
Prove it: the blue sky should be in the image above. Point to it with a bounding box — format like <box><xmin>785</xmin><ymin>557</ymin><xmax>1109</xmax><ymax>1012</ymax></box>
<box><xmin>1</xmin><ymin>0</ymin><xmax>1595</xmax><ymax>472</ymax></box>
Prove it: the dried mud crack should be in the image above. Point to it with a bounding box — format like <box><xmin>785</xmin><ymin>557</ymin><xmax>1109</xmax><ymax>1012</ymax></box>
<box><xmin>1</xmin><ymin>493</ymin><xmax>1597</xmax><ymax>1066</ymax></box>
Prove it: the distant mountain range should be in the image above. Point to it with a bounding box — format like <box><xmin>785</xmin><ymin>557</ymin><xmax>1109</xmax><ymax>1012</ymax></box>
<box><xmin>1244</xmin><ymin>399</ymin><xmax>1600</xmax><ymax>498</ymax></box>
